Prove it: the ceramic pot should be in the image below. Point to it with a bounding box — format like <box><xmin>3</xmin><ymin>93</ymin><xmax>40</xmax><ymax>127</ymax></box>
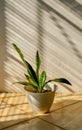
<box><xmin>26</xmin><ymin>89</ymin><xmax>55</xmax><ymax>114</ymax></box>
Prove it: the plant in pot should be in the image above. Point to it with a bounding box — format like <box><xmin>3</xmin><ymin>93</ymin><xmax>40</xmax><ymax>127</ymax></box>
<box><xmin>13</xmin><ymin>44</ymin><xmax>71</xmax><ymax>114</ymax></box>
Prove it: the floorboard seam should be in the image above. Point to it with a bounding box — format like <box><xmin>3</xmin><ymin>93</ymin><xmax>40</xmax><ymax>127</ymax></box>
<box><xmin>0</xmin><ymin>117</ymin><xmax>38</xmax><ymax>130</ymax></box>
<box><xmin>38</xmin><ymin>117</ymin><xmax>67</xmax><ymax>130</ymax></box>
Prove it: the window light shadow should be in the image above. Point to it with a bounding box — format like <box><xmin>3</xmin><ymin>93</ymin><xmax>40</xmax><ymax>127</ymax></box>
<box><xmin>0</xmin><ymin>0</ymin><xmax>8</xmax><ymax>92</ymax></box>
<box><xmin>59</xmin><ymin>0</ymin><xmax>82</xmax><ymax>18</ymax></box>
<box><xmin>0</xmin><ymin>93</ymin><xmax>82</xmax><ymax>130</ymax></box>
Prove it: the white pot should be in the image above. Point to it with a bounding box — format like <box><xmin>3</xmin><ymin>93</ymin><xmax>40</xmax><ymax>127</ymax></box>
<box><xmin>25</xmin><ymin>88</ymin><xmax>56</xmax><ymax>114</ymax></box>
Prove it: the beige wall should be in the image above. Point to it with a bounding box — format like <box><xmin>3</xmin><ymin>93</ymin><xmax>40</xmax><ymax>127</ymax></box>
<box><xmin>0</xmin><ymin>0</ymin><xmax>82</xmax><ymax>93</ymax></box>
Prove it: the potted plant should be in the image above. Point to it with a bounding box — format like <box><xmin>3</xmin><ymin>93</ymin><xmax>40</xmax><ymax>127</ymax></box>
<box><xmin>13</xmin><ymin>44</ymin><xmax>71</xmax><ymax>114</ymax></box>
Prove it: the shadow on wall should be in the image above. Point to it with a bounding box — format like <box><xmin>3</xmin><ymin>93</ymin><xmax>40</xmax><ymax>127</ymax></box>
<box><xmin>0</xmin><ymin>0</ymin><xmax>81</xmax><ymax>92</ymax></box>
<box><xmin>50</xmin><ymin>14</ymin><xmax>82</xmax><ymax>63</ymax></box>
<box><xmin>37</xmin><ymin>0</ymin><xmax>82</xmax><ymax>64</ymax></box>
<box><xmin>59</xmin><ymin>0</ymin><xmax>82</xmax><ymax>18</ymax></box>
<box><xmin>0</xmin><ymin>0</ymin><xmax>8</xmax><ymax>92</ymax></box>
<box><xmin>36</xmin><ymin>1</ymin><xmax>45</xmax><ymax>68</ymax></box>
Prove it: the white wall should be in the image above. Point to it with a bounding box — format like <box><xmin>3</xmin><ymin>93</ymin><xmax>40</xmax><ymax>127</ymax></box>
<box><xmin>0</xmin><ymin>0</ymin><xmax>82</xmax><ymax>93</ymax></box>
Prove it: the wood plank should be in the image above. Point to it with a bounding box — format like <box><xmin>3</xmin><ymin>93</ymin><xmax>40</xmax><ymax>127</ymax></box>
<box><xmin>0</xmin><ymin>93</ymin><xmax>82</xmax><ymax>130</ymax></box>
<box><xmin>0</xmin><ymin>118</ymin><xmax>63</xmax><ymax>130</ymax></box>
<box><xmin>40</xmin><ymin>99</ymin><xmax>82</xmax><ymax>130</ymax></box>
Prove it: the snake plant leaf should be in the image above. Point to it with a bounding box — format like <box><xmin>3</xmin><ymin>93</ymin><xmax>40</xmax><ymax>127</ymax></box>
<box><xmin>52</xmin><ymin>78</ymin><xmax>71</xmax><ymax>85</ymax></box>
<box><xmin>13</xmin><ymin>44</ymin><xmax>25</xmax><ymax>63</ymax></box>
<box><xmin>39</xmin><ymin>71</ymin><xmax>46</xmax><ymax>92</ymax></box>
<box><xmin>13</xmin><ymin>81</ymin><xmax>37</xmax><ymax>90</ymax></box>
<box><xmin>25</xmin><ymin>61</ymin><xmax>39</xmax><ymax>85</ymax></box>
<box><xmin>24</xmin><ymin>74</ymin><xmax>29</xmax><ymax>80</ymax></box>
<box><xmin>28</xmin><ymin>78</ymin><xmax>38</xmax><ymax>89</ymax></box>
<box><xmin>13</xmin><ymin>44</ymin><xmax>72</xmax><ymax>93</ymax></box>
<box><xmin>24</xmin><ymin>74</ymin><xmax>38</xmax><ymax>88</ymax></box>
<box><xmin>24</xmin><ymin>86</ymin><xmax>36</xmax><ymax>92</ymax></box>
<box><xmin>36</xmin><ymin>51</ymin><xmax>40</xmax><ymax>78</ymax></box>
<box><xmin>13</xmin><ymin>81</ymin><xmax>31</xmax><ymax>86</ymax></box>
<box><xmin>45</xmin><ymin>78</ymin><xmax>72</xmax><ymax>85</ymax></box>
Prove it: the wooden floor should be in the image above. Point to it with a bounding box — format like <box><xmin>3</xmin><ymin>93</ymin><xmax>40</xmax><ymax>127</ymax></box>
<box><xmin>0</xmin><ymin>93</ymin><xmax>82</xmax><ymax>130</ymax></box>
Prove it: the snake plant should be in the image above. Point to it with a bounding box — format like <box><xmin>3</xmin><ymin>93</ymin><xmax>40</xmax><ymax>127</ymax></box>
<box><xmin>13</xmin><ymin>44</ymin><xmax>71</xmax><ymax>93</ymax></box>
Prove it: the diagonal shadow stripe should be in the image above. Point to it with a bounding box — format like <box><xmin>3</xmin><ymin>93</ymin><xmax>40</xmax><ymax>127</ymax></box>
<box><xmin>37</xmin><ymin>0</ymin><xmax>82</xmax><ymax>32</ymax></box>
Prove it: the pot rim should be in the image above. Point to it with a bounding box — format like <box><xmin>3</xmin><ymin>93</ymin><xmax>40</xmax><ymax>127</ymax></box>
<box><xmin>25</xmin><ymin>90</ymin><xmax>56</xmax><ymax>95</ymax></box>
